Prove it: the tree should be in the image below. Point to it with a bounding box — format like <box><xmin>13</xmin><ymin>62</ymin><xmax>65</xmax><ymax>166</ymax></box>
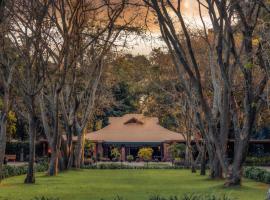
<box><xmin>59</xmin><ymin>0</ymin><xmax>136</xmax><ymax>169</ymax></box>
<box><xmin>168</xmin><ymin>143</ymin><xmax>185</xmax><ymax>160</ymax></box>
<box><xmin>38</xmin><ymin>0</ymin><xmax>100</xmax><ymax>174</ymax></box>
<box><xmin>0</xmin><ymin>0</ymin><xmax>16</xmax><ymax>182</ymax></box>
<box><xmin>10</xmin><ymin>0</ymin><xmax>52</xmax><ymax>183</ymax></box>
<box><xmin>144</xmin><ymin>0</ymin><xmax>269</xmax><ymax>186</ymax></box>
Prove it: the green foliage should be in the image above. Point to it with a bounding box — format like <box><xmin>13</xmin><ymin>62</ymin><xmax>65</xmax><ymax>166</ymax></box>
<box><xmin>138</xmin><ymin>147</ymin><xmax>153</xmax><ymax>162</ymax></box>
<box><xmin>244</xmin><ymin>167</ymin><xmax>270</xmax><ymax>184</ymax></box>
<box><xmin>149</xmin><ymin>194</ymin><xmax>234</xmax><ymax>200</ymax></box>
<box><xmin>82</xmin><ymin>163</ymin><xmax>185</xmax><ymax>170</ymax></box>
<box><xmin>2</xmin><ymin>162</ymin><xmax>48</xmax><ymax>179</ymax></box>
<box><xmin>111</xmin><ymin>148</ymin><xmax>121</xmax><ymax>161</ymax></box>
<box><xmin>0</xmin><ymin>170</ymin><xmax>266</xmax><ymax>200</ymax></box>
<box><xmin>8</xmin><ymin>194</ymin><xmax>235</xmax><ymax>200</ymax></box>
<box><xmin>160</xmin><ymin>114</ymin><xmax>179</xmax><ymax>130</ymax></box>
<box><xmin>244</xmin><ymin>62</ymin><xmax>254</xmax><ymax>69</ymax></box>
<box><xmin>7</xmin><ymin>111</ymin><xmax>17</xmax><ymax>140</ymax></box>
<box><xmin>126</xmin><ymin>155</ymin><xmax>134</xmax><ymax>162</ymax></box>
<box><xmin>180</xmin><ymin>194</ymin><xmax>234</xmax><ymax>200</ymax></box>
<box><xmin>84</xmin><ymin>140</ymin><xmax>96</xmax><ymax>157</ymax></box>
<box><xmin>168</xmin><ymin>143</ymin><xmax>186</xmax><ymax>160</ymax></box>
<box><xmin>32</xmin><ymin>197</ymin><xmax>60</xmax><ymax>200</ymax></box>
<box><xmin>0</xmin><ymin>98</ymin><xmax>3</xmax><ymax>110</ymax></box>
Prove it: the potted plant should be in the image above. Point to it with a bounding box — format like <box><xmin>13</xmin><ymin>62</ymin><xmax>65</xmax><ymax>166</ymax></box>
<box><xmin>127</xmin><ymin>155</ymin><xmax>134</xmax><ymax>162</ymax></box>
<box><xmin>138</xmin><ymin>147</ymin><xmax>153</xmax><ymax>167</ymax></box>
<box><xmin>111</xmin><ymin>147</ymin><xmax>121</xmax><ymax>162</ymax></box>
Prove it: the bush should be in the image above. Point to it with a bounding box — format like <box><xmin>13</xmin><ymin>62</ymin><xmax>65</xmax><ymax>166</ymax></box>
<box><xmin>149</xmin><ymin>194</ymin><xmax>234</xmax><ymax>200</ymax></box>
<box><xmin>244</xmin><ymin>167</ymin><xmax>270</xmax><ymax>184</ymax></box>
<box><xmin>179</xmin><ymin>194</ymin><xmax>234</xmax><ymax>200</ymax></box>
<box><xmin>32</xmin><ymin>197</ymin><xmax>60</xmax><ymax>200</ymax></box>
<box><xmin>126</xmin><ymin>155</ymin><xmax>134</xmax><ymax>162</ymax></box>
<box><xmin>138</xmin><ymin>147</ymin><xmax>153</xmax><ymax>162</ymax></box>
<box><xmin>82</xmin><ymin>163</ymin><xmax>185</xmax><ymax>170</ymax></box>
<box><xmin>2</xmin><ymin>162</ymin><xmax>48</xmax><ymax>179</ymax></box>
<box><xmin>111</xmin><ymin>148</ymin><xmax>121</xmax><ymax>161</ymax></box>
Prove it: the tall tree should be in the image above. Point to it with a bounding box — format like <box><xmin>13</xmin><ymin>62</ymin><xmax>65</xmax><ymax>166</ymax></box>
<box><xmin>60</xmin><ymin>0</ymin><xmax>132</xmax><ymax>169</ymax></box>
<box><xmin>10</xmin><ymin>0</ymin><xmax>51</xmax><ymax>183</ymax></box>
<box><xmin>0</xmin><ymin>0</ymin><xmax>16</xmax><ymax>182</ymax></box>
<box><xmin>144</xmin><ymin>0</ymin><xmax>269</xmax><ymax>186</ymax></box>
<box><xmin>38</xmin><ymin>0</ymin><xmax>87</xmax><ymax>175</ymax></box>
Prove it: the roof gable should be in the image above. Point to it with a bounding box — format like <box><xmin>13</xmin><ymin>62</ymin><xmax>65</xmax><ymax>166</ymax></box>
<box><xmin>124</xmin><ymin>117</ymin><xmax>144</xmax><ymax>125</ymax></box>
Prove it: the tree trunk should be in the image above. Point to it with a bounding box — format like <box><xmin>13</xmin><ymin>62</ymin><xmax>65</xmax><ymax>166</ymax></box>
<box><xmin>24</xmin><ymin>111</ymin><xmax>37</xmax><ymax>184</ymax></box>
<box><xmin>0</xmin><ymin>116</ymin><xmax>7</xmax><ymax>182</ymax></box>
<box><xmin>184</xmin><ymin>145</ymin><xmax>190</xmax><ymax>168</ymax></box>
<box><xmin>66</xmin><ymin>126</ymin><xmax>73</xmax><ymax>169</ymax></box>
<box><xmin>200</xmin><ymin>143</ymin><xmax>206</xmax><ymax>176</ymax></box>
<box><xmin>209</xmin><ymin>153</ymin><xmax>223</xmax><ymax>179</ymax></box>
<box><xmin>48</xmin><ymin>134</ymin><xmax>61</xmax><ymax>176</ymax></box>
<box><xmin>48</xmin><ymin>148</ymin><xmax>58</xmax><ymax>176</ymax></box>
<box><xmin>48</xmin><ymin>92</ymin><xmax>62</xmax><ymax>176</ymax></box>
<box><xmin>225</xmin><ymin>135</ymin><xmax>250</xmax><ymax>186</ymax></box>
<box><xmin>0</xmin><ymin>89</ymin><xmax>9</xmax><ymax>182</ymax></box>
<box><xmin>74</xmin><ymin>128</ymin><xmax>85</xmax><ymax>169</ymax></box>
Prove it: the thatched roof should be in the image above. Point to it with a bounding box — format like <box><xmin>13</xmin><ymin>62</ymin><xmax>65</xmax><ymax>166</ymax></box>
<box><xmin>85</xmin><ymin>114</ymin><xmax>185</xmax><ymax>143</ymax></box>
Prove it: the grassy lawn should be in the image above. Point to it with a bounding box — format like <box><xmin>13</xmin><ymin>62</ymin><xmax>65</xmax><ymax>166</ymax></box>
<box><xmin>0</xmin><ymin>169</ymin><xmax>268</xmax><ymax>200</ymax></box>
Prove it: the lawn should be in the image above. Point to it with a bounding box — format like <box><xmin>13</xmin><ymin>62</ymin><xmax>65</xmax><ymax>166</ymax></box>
<box><xmin>0</xmin><ymin>169</ymin><xmax>268</xmax><ymax>200</ymax></box>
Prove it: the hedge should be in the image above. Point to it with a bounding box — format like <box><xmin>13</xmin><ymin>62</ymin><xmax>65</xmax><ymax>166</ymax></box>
<box><xmin>2</xmin><ymin>161</ymin><xmax>48</xmax><ymax>179</ymax></box>
<box><xmin>243</xmin><ymin>167</ymin><xmax>270</xmax><ymax>184</ymax></box>
<box><xmin>82</xmin><ymin>163</ymin><xmax>188</xmax><ymax>170</ymax></box>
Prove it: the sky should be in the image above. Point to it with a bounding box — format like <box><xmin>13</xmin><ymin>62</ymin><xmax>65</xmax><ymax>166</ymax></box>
<box><xmin>124</xmin><ymin>0</ymin><xmax>210</xmax><ymax>55</ymax></box>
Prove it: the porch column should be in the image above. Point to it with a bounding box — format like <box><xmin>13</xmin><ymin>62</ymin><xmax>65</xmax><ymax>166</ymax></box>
<box><xmin>121</xmin><ymin>146</ymin><xmax>126</xmax><ymax>161</ymax></box>
<box><xmin>97</xmin><ymin>142</ymin><xmax>103</xmax><ymax>159</ymax></box>
<box><xmin>93</xmin><ymin>143</ymin><xmax>97</xmax><ymax>158</ymax></box>
<box><xmin>163</xmin><ymin>143</ymin><xmax>169</xmax><ymax>161</ymax></box>
<box><xmin>42</xmin><ymin>142</ymin><xmax>46</xmax><ymax>156</ymax></box>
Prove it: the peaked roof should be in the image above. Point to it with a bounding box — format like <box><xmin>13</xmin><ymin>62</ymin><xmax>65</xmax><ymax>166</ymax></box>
<box><xmin>85</xmin><ymin>114</ymin><xmax>185</xmax><ymax>143</ymax></box>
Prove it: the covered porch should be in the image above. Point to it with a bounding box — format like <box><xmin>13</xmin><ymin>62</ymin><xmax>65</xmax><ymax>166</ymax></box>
<box><xmin>92</xmin><ymin>141</ymin><xmax>174</xmax><ymax>161</ymax></box>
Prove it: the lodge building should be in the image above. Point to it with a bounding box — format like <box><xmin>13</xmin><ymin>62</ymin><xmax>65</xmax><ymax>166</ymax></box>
<box><xmin>85</xmin><ymin>114</ymin><xmax>185</xmax><ymax>161</ymax></box>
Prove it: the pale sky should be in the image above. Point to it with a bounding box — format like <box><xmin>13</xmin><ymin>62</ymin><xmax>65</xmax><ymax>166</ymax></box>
<box><xmin>124</xmin><ymin>0</ymin><xmax>210</xmax><ymax>55</ymax></box>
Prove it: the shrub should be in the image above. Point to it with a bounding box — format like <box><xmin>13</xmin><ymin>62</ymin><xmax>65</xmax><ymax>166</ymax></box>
<box><xmin>126</xmin><ymin>155</ymin><xmax>134</xmax><ymax>162</ymax></box>
<box><xmin>32</xmin><ymin>197</ymin><xmax>60</xmax><ymax>200</ymax></box>
<box><xmin>138</xmin><ymin>147</ymin><xmax>153</xmax><ymax>162</ymax></box>
<box><xmin>179</xmin><ymin>194</ymin><xmax>234</xmax><ymax>200</ymax></box>
<box><xmin>111</xmin><ymin>148</ymin><xmax>121</xmax><ymax>161</ymax></box>
<box><xmin>149</xmin><ymin>194</ymin><xmax>234</xmax><ymax>200</ymax></box>
<box><xmin>168</xmin><ymin>143</ymin><xmax>186</xmax><ymax>160</ymax></box>
<box><xmin>82</xmin><ymin>163</ymin><xmax>185</xmax><ymax>170</ymax></box>
<box><xmin>2</xmin><ymin>162</ymin><xmax>48</xmax><ymax>179</ymax></box>
<box><xmin>244</xmin><ymin>167</ymin><xmax>270</xmax><ymax>184</ymax></box>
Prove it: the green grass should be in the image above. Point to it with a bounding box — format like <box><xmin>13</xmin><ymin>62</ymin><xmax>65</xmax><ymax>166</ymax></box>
<box><xmin>0</xmin><ymin>169</ymin><xmax>268</xmax><ymax>200</ymax></box>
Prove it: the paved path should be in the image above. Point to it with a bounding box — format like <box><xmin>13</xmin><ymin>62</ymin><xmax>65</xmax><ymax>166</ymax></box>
<box><xmin>7</xmin><ymin>162</ymin><xmax>27</xmax><ymax>166</ymax></box>
<box><xmin>259</xmin><ymin>166</ymin><xmax>270</xmax><ymax>172</ymax></box>
<box><xmin>97</xmin><ymin>161</ymin><xmax>173</xmax><ymax>166</ymax></box>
